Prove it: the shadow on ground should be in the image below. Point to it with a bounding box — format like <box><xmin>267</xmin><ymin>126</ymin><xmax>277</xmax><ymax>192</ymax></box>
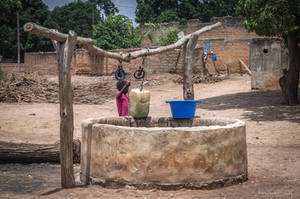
<box><xmin>199</xmin><ymin>89</ymin><xmax>300</xmax><ymax>123</ymax></box>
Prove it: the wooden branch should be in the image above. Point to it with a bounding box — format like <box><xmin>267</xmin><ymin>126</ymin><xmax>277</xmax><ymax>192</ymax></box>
<box><xmin>0</xmin><ymin>140</ymin><xmax>80</xmax><ymax>163</ymax></box>
<box><xmin>58</xmin><ymin>30</ymin><xmax>76</xmax><ymax>188</ymax></box>
<box><xmin>239</xmin><ymin>59</ymin><xmax>252</xmax><ymax>76</ymax></box>
<box><xmin>24</xmin><ymin>22</ymin><xmax>221</xmax><ymax>62</ymax></box>
<box><xmin>24</xmin><ymin>22</ymin><xmax>124</xmax><ymax>60</ymax></box>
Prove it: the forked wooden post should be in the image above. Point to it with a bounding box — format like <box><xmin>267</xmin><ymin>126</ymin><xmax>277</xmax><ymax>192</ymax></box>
<box><xmin>183</xmin><ymin>34</ymin><xmax>199</xmax><ymax>100</ymax></box>
<box><xmin>56</xmin><ymin>30</ymin><xmax>77</xmax><ymax>188</ymax></box>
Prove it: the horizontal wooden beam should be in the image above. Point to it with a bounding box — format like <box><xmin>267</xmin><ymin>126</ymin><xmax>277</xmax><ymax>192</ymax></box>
<box><xmin>24</xmin><ymin>22</ymin><xmax>221</xmax><ymax>62</ymax></box>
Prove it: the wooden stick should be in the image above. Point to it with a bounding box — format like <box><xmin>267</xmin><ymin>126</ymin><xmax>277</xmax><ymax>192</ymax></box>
<box><xmin>239</xmin><ymin>59</ymin><xmax>252</xmax><ymax>76</ymax></box>
<box><xmin>24</xmin><ymin>22</ymin><xmax>221</xmax><ymax>62</ymax></box>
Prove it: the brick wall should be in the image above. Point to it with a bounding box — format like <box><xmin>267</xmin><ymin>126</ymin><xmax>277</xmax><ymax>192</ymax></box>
<box><xmin>0</xmin><ymin>63</ymin><xmax>25</xmax><ymax>73</ymax></box>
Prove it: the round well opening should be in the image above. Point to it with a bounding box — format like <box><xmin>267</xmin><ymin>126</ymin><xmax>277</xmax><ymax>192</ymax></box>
<box><xmin>81</xmin><ymin>117</ymin><xmax>248</xmax><ymax>189</ymax></box>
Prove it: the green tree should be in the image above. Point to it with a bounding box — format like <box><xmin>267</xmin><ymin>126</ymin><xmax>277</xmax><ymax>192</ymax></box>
<box><xmin>0</xmin><ymin>0</ymin><xmax>21</xmax><ymax>22</ymax></box>
<box><xmin>0</xmin><ymin>0</ymin><xmax>54</xmax><ymax>60</ymax></box>
<box><xmin>51</xmin><ymin>0</ymin><xmax>118</xmax><ymax>38</ymax></box>
<box><xmin>238</xmin><ymin>0</ymin><xmax>300</xmax><ymax>105</ymax></box>
<box><xmin>93</xmin><ymin>15</ymin><xmax>142</xmax><ymax>50</ymax></box>
<box><xmin>135</xmin><ymin>0</ymin><xmax>239</xmax><ymax>25</ymax></box>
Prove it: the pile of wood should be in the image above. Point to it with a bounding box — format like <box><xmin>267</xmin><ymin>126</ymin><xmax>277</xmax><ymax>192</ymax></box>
<box><xmin>0</xmin><ymin>73</ymin><xmax>114</xmax><ymax>104</ymax></box>
<box><xmin>173</xmin><ymin>74</ymin><xmax>230</xmax><ymax>84</ymax></box>
<box><xmin>0</xmin><ymin>73</ymin><xmax>58</xmax><ymax>103</ymax></box>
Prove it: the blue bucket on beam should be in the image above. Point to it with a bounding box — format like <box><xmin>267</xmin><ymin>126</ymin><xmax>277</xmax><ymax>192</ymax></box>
<box><xmin>166</xmin><ymin>100</ymin><xmax>201</xmax><ymax>119</ymax></box>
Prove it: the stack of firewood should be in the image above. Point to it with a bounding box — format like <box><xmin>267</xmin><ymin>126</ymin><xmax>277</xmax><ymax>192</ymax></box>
<box><xmin>173</xmin><ymin>74</ymin><xmax>230</xmax><ymax>84</ymax></box>
<box><xmin>0</xmin><ymin>73</ymin><xmax>114</xmax><ymax>104</ymax></box>
<box><xmin>0</xmin><ymin>73</ymin><xmax>58</xmax><ymax>103</ymax></box>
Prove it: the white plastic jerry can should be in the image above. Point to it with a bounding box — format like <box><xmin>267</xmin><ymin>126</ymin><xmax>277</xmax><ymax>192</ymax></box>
<box><xmin>129</xmin><ymin>89</ymin><xmax>150</xmax><ymax>118</ymax></box>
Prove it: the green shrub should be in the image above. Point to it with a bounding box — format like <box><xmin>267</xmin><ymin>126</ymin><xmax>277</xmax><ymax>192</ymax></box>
<box><xmin>157</xmin><ymin>27</ymin><xmax>180</xmax><ymax>46</ymax></box>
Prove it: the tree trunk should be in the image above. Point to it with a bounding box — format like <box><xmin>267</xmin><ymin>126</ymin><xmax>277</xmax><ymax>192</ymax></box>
<box><xmin>0</xmin><ymin>140</ymin><xmax>80</xmax><ymax>163</ymax></box>
<box><xmin>57</xmin><ymin>30</ymin><xmax>77</xmax><ymax>188</ymax></box>
<box><xmin>283</xmin><ymin>31</ymin><xmax>300</xmax><ymax>105</ymax></box>
<box><xmin>183</xmin><ymin>34</ymin><xmax>199</xmax><ymax>100</ymax></box>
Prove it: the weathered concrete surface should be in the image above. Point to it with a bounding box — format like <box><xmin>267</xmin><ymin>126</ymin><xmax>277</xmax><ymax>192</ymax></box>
<box><xmin>81</xmin><ymin>117</ymin><xmax>247</xmax><ymax>189</ymax></box>
<box><xmin>250</xmin><ymin>38</ymin><xmax>288</xmax><ymax>90</ymax></box>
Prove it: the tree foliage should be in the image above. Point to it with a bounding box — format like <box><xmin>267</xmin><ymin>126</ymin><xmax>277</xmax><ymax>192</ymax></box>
<box><xmin>0</xmin><ymin>0</ymin><xmax>53</xmax><ymax>60</ymax></box>
<box><xmin>0</xmin><ymin>0</ymin><xmax>118</xmax><ymax>60</ymax></box>
<box><xmin>93</xmin><ymin>15</ymin><xmax>142</xmax><ymax>50</ymax></box>
<box><xmin>238</xmin><ymin>0</ymin><xmax>300</xmax><ymax>105</ymax></box>
<box><xmin>157</xmin><ymin>27</ymin><xmax>180</xmax><ymax>46</ymax></box>
<box><xmin>237</xmin><ymin>0</ymin><xmax>300</xmax><ymax>38</ymax></box>
<box><xmin>51</xmin><ymin>0</ymin><xmax>118</xmax><ymax>38</ymax></box>
<box><xmin>135</xmin><ymin>0</ymin><xmax>239</xmax><ymax>25</ymax></box>
<box><xmin>0</xmin><ymin>0</ymin><xmax>22</xmax><ymax>22</ymax></box>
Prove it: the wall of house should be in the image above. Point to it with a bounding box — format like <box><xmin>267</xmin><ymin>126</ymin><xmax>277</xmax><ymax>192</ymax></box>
<box><xmin>250</xmin><ymin>38</ymin><xmax>288</xmax><ymax>90</ymax></box>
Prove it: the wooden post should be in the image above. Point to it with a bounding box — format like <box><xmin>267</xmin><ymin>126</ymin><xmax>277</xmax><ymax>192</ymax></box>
<box><xmin>57</xmin><ymin>30</ymin><xmax>77</xmax><ymax>188</ymax></box>
<box><xmin>17</xmin><ymin>11</ymin><xmax>20</xmax><ymax>72</ymax></box>
<box><xmin>99</xmin><ymin>56</ymin><xmax>104</xmax><ymax>75</ymax></box>
<box><xmin>183</xmin><ymin>34</ymin><xmax>199</xmax><ymax>100</ymax></box>
<box><xmin>105</xmin><ymin>57</ymin><xmax>108</xmax><ymax>75</ymax></box>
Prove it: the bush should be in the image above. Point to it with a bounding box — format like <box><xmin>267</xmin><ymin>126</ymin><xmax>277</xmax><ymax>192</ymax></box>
<box><xmin>157</xmin><ymin>27</ymin><xmax>180</xmax><ymax>46</ymax></box>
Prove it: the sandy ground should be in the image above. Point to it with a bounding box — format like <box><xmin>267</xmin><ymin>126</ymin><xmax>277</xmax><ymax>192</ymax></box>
<box><xmin>0</xmin><ymin>74</ymin><xmax>300</xmax><ymax>198</ymax></box>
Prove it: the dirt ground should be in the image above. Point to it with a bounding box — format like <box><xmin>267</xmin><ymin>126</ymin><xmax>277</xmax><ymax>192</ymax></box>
<box><xmin>0</xmin><ymin>73</ymin><xmax>300</xmax><ymax>198</ymax></box>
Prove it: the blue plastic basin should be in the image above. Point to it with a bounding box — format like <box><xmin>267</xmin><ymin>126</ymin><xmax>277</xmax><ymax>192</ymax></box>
<box><xmin>166</xmin><ymin>100</ymin><xmax>201</xmax><ymax>119</ymax></box>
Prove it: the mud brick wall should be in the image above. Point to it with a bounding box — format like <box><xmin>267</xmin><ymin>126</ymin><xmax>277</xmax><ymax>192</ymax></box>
<box><xmin>107</xmin><ymin>47</ymin><xmax>203</xmax><ymax>76</ymax></box>
<box><xmin>0</xmin><ymin>63</ymin><xmax>25</xmax><ymax>73</ymax></box>
<box><xmin>24</xmin><ymin>47</ymin><xmax>203</xmax><ymax>76</ymax></box>
<box><xmin>142</xmin><ymin>16</ymin><xmax>263</xmax><ymax>74</ymax></box>
<box><xmin>201</xmin><ymin>40</ymin><xmax>251</xmax><ymax>74</ymax></box>
<box><xmin>24</xmin><ymin>52</ymin><xmax>76</xmax><ymax>75</ymax></box>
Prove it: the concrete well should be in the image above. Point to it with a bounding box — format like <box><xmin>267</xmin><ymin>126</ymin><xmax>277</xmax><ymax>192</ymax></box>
<box><xmin>80</xmin><ymin>117</ymin><xmax>248</xmax><ymax>189</ymax></box>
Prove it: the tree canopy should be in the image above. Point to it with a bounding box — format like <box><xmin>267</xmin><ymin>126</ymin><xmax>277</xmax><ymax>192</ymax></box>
<box><xmin>0</xmin><ymin>0</ymin><xmax>118</xmax><ymax>60</ymax></box>
<box><xmin>51</xmin><ymin>0</ymin><xmax>118</xmax><ymax>38</ymax></box>
<box><xmin>238</xmin><ymin>0</ymin><xmax>300</xmax><ymax>105</ymax></box>
<box><xmin>237</xmin><ymin>0</ymin><xmax>300</xmax><ymax>38</ymax></box>
<box><xmin>0</xmin><ymin>0</ymin><xmax>53</xmax><ymax>60</ymax></box>
<box><xmin>93</xmin><ymin>15</ymin><xmax>142</xmax><ymax>50</ymax></box>
<box><xmin>135</xmin><ymin>0</ymin><xmax>239</xmax><ymax>25</ymax></box>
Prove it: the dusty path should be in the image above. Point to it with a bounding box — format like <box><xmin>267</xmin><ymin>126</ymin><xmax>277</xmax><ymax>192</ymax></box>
<box><xmin>0</xmin><ymin>74</ymin><xmax>300</xmax><ymax>198</ymax></box>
